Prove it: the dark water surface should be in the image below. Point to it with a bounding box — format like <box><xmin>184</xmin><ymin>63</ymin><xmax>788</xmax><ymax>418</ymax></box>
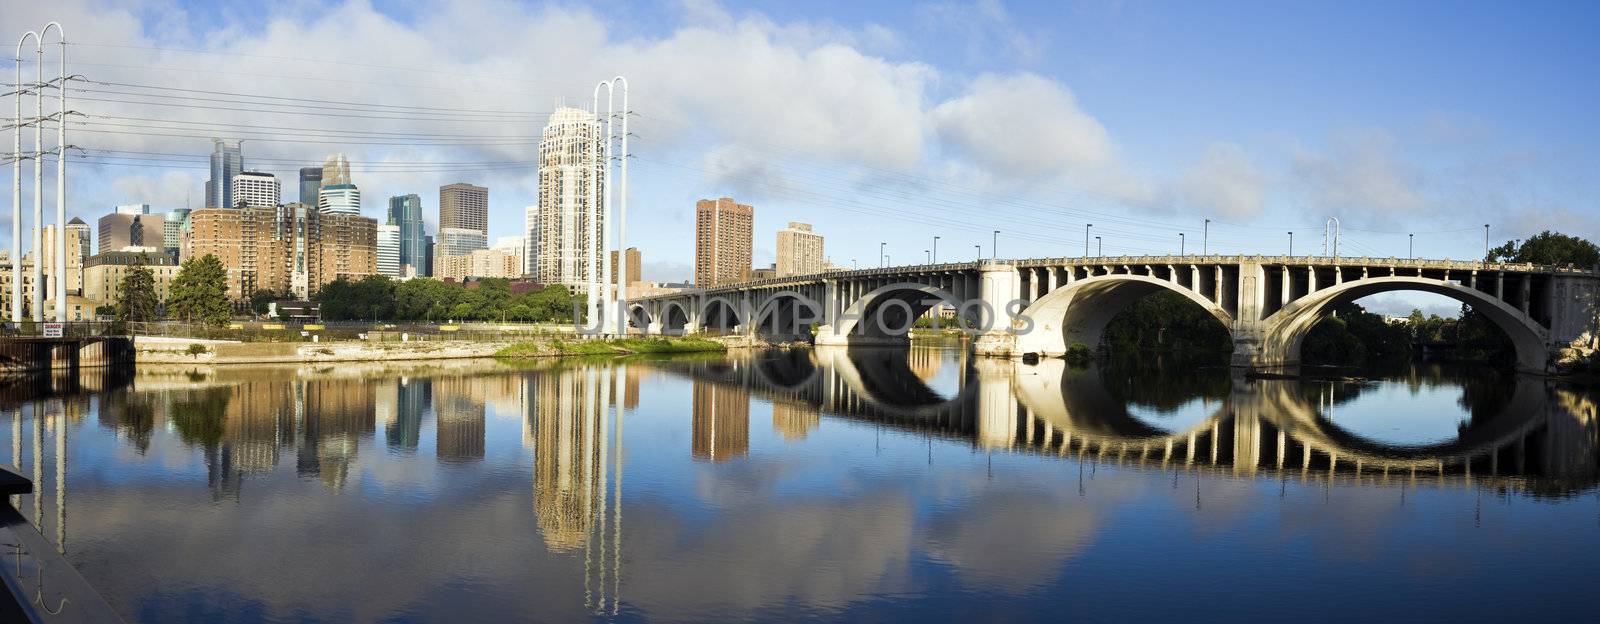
<box><xmin>2</xmin><ymin>345</ymin><xmax>1597</xmax><ymax>622</ymax></box>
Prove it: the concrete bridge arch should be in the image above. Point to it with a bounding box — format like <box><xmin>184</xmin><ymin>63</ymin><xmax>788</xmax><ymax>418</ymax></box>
<box><xmin>751</xmin><ymin>290</ymin><xmax>825</xmax><ymax>342</ymax></box>
<box><xmin>828</xmin><ymin>282</ymin><xmax>972</xmax><ymax>344</ymax></box>
<box><xmin>1253</xmin><ymin>276</ymin><xmax>1549</xmax><ymax>372</ymax></box>
<box><xmin>1014</xmin><ymin>273</ymin><xmax>1234</xmax><ymax>357</ymax></box>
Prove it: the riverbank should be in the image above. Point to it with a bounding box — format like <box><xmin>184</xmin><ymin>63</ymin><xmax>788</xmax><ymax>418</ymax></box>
<box><xmin>494</xmin><ymin>337</ymin><xmax>726</xmax><ymax>357</ymax></box>
<box><xmin>135</xmin><ymin>334</ymin><xmax>731</xmax><ymax>366</ymax></box>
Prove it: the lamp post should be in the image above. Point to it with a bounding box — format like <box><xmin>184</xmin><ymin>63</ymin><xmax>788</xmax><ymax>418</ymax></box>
<box><xmin>1179</xmin><ymin>232</ymin><xmax>1185</xmax><ymax>256</ymax></box>
<box><xmin>974</xmin><ymin>245</ymin><xmax>981</xmax><ymax>260</ymax></box>
<box><xmin>879</xmin><ymin>242</ymin><xmax>885</xmax><ymax>268</ymax></box>
<box><xmin>1084</xmin><ymin>224</ymin><xmax>1092</xmax><ymax>257</ymax></box>
<box><xmin>991</xmin><ymin>230</ymin><xmax>998</xmax><ymax>260</ymax></box>
<box><xmin>1095</xmin><ymin>236</ymin><xmax>1102</xmax><ymax>257</ymax></box>
<box><xmin>1483</xmin><ymin>224</ymin><xmax>1490</xmax><ymax>264</ymax></box>
<box><xmin>1202</xmin><ymin>219</ymin><xmax>1210</xmax><ymax>256</ymax></box>
<box><xmin>1408</xmin><ymin>233</ymin><xmax>1413</xmax><ymax>259</ymax></box>
<box><xmin>1288</xmin><ymin>231</ymin><xmax>1293</xmax><ymax>256</ymax></box>
<box><xmin>924</xmin><ymin>249</ymin><xmax>930</xmax><ymax>264</ymax></box>
<box><xmin>933</xmin><ymin>236</ymin><xmax>939</xmax><ymax>263</ymax></box>
<box><xmin>850</xmin><ymin>258</ymin><xmax>856</xmax><ymax>270</ymax></box>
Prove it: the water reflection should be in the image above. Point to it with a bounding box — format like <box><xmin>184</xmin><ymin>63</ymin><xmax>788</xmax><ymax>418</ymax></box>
<box><xmin>0</xmin><ymin>348</ymin><xmax>1595</xmax><ymax>621</ymax></box>
<box><xmin>654</xmin><ymin>349</ymin><xmax>1600</xmax><ymax>492</ymax></box>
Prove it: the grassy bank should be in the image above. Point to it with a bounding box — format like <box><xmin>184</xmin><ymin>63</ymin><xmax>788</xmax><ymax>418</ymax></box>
<box><xmin>495</xmin><ymin>336</ymin><xmax>726</xmax><ymax>358</ymax></box>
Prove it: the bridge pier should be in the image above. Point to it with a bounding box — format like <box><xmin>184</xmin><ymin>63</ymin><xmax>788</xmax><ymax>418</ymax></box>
<box><xmin>972</xmin><ymin>262</ymin><xmax>1021</xmax><ymax>358</ymax></box>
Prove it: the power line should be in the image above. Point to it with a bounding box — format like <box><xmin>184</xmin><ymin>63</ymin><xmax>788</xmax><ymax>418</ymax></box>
<box><xmin>72</xmin><ymin>86</ymin><xmax>543</xmax><ymax>119</ymax></box>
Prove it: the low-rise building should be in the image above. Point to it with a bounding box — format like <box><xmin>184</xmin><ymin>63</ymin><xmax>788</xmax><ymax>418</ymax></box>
<box><xmin>83</xmin><ymin>251</ymin><xmax>180</xmax><ymax>309</ymax></box>
<box><xmin>437</xmin><ymin>249</ymin><xmax>520</xmax><ymax>281</ymax></box>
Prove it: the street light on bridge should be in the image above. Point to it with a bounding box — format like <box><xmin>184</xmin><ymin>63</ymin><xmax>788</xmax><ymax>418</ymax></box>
<box><xmin>1483</xmin><ymin>224</ymin><xmax>1490</xmax><ymax>265</ymax></box>
<box><xmin>1179</xmin><ymin>232</ymin><xmax>1185</xmax><ymax>256</ymax></box>
<box><xmin>992</xmin><ymin>230</ymin><xmax>999</xmax><ymax>259</ymax></box>
<box><xmin>1203</xmin><ymin>219</ymin><xmax>1211</xmax><ymax>255</ymax></box>
<box><xmin>879</xmin><ymin>242</ymin><xmax>885</xmax><ymax>268</ymax></box>
<box><xmin>933</xmin><ymin>236</ymin><xmax>939</xmax><ymax>263</ymax></box>
<box><xmin>1095</xmin><ymin>236</ymin><xmax>1102</xmax><ymax>257</ymax></box>
<box><xmin>974</xmin><ymin>244</ymin><xmax>981</xmax><ymax>260</ymax></box>
<box><xmin>1409</xmin><ymin>233</ymin><xmax>1413</xmax><ymax>259</ymax></box>
<box><xmin>1084</xmin><ymin>224</ymin><xmax>1092</xmax><ymax>257</ymax></box>
<box><xmin>924</xmin><ymin>249</ymin><xmax>930</xmax><ymax>264</ymax></box>
<box><xmin>1288</xmin><ymin>231</ymin><xmax>1293</xmax><ymax>256</ymax></box>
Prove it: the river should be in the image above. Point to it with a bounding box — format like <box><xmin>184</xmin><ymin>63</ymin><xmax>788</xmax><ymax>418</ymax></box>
<box><xmin>1</xmin><ymin>343</ymin><xmax>1596</xmax><ymax>621</ymax></box>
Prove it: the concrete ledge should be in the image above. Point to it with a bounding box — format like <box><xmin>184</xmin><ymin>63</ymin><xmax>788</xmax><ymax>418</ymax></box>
<box><xmin>0</xmin><ymin>487</ymin><xmax>124</xmax><ymax>623</ymax></box>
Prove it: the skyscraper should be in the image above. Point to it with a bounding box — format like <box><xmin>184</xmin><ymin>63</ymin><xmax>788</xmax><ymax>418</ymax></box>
<box><xmin>298</xmin><ymin>167</ymin><xmax>323</xmax><ymax>206</ymax></box>
<box><xmin>523</xmin><ymin>203</ymin><xmax>539</xmax><ymax>276</ymax></box>
<box><xmin>206</xmin><ymin>139</ymin><xmax>243</xmax><ymax>208</ymax></box>
<box><xmin>322</xmin><ymin>153</ymin><xmax>351</xmax><ymax>187</ymax></box>
<box><xmin>695</xmin><ymin>197</ymin><xmax>753</xmax><ymax>287</ymax></box>
<box><xmin>98</xmin><ymin>211</ymin><xmax>165</xmax><ymax>254</ymax></box>
<box><xmin>377</xmin><ymin>224</ymin><xmax>401</xmax><ymax>278</ymax></box>
<box><xmin>184</xmin><ymin>203</ymin><xmax>376</xmax><ymax>299</ymax></box>
<box><xmin>610</xmin><ymin>247</ymin><xmax>640</xmax><ymax>285</ymax></box>
<box><xmin>532</xmin><ymin>107</ymin><xmax>603</xmax><ymax>288</ymax></box>
<box><xmin>318</xmin><ymin>184</ymin><xmax>361</xmax><ymax>215</ymax></box>
<box><xmin>65</xmin><ymin>217</ymin><xmax>91</xmax><ymax>264</ymax></box>
<box><xmin>387</xmin><ymin>194</ymin><xmax>426</xmax><ymax>277</ymax></box>
<box><xmin>493</xmin><ymin>235</ymin><xmax>526</xmax><ymax>276</ymax></box>
<box><xmin>232</xmin><ymin>171</ymin><xmax>280</xmax><ymax>209</ymax></box>
<box><xmin>439</xmin><ymin>182</ymin><xmax>488</xmax><ymax>233</ymax></box>
<box><xmin>163</xmin><ymin>208</ymin><xmax>190</xmax><ymax>261</ymax></box>
<box><xmin>436</xmin><ymin>227</ymin><xmax>488</xmax><ymax>257</ymax></box>
<box><xmin>776</xmin><ymin>221</ymin><xmax>824</xmax><ymax>277</ymax></box>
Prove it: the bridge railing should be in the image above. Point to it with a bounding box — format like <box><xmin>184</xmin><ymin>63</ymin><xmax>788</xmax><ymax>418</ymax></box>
<box><xmin>0</xmin><ymin>321</ymin><xmax>127</xmax><ymax>339</ymax></box>
<box><xmin>633</xmin><ymin>255</ymin><xmax>1597</xmax><ymax>301</ymax></box>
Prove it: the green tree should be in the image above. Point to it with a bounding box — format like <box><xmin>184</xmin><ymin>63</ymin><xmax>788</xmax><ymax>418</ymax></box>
<box><xmin>312</xmin><ymin>275</ymin><xmax>398</xmax><ymax>321</ymax></box>
<box><xmin>115</xmin><ymin>264</ymin><xmax>161</xmax><ymax>324</ymax></box>
<box><xmin>249</xmin><ymin>289</ymin><xmax>280</xmax><ymax>318</ymax></box>
<box><xmin>167</xmin><ymin>254</ymin><xmax>232</xmax><ymax>325</ymax></box>
<box><xmin>1489</xmin><ymin>230</ymin><xmax>1600</xmax><ymax>267</ymax></box>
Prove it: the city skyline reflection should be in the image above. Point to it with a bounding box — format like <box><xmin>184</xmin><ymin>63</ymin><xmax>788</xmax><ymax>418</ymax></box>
<box><xmin>0</xmin><ymin>348</ymin><xmax>1595</xmax><ymax>621</ymax></box>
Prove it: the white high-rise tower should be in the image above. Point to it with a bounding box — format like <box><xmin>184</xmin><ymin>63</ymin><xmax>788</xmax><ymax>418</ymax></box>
<box><xmin>532</xmin><ymin>107</ymin><xmax>603</xmax><ymax>289</ymax></box>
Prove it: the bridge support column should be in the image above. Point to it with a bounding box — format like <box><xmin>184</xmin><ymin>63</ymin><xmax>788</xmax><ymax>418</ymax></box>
<box><xmin>973</xmin><ymin>262</ymin><xmax>1019</xmax><ymax>357</ymax></box>
<box><xmin>1230</xmin><ymin>261</ymin><xmax>1268</xmax><ymax>370</ymax></box>
<box><xmin>974</xmin><ymin>358</ymin><xmax>1019</xmax><ymax>449</ymax></box>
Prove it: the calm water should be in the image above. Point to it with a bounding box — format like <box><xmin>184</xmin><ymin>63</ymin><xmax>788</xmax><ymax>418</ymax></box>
<box><xmin>2</xmin><ymin>345</ymin><xmax>1598</xmax><ymax>622</ymax></box>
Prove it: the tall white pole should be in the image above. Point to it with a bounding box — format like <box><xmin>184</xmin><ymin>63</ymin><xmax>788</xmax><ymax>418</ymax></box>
<box><xmin>12</xmin><ymin>31</ymin><xmax>37</xmax><ymax>324</ymax></box>
<box><xmin>29</xmin><ymin>32</ymin><xmax>42</xmax><ymax>323</ymax></box>
<box><xmin>601</xmin><ymin>82</ymin><xmax>614</xmax><ymax>336</ymax></box>
<box><xmin>587</xmin><ymin>84</ymin><xmax>606</xmax><ymax>331</ymax></box>
<box><xmin>613</xmin><ymin>76</ymin><xmax>628</xmax><ymax>335</ymax></box>
<box><xmin>43</xmin><ymin>22</ymin><xmax>63</xmax><ymax>322</ymax></box>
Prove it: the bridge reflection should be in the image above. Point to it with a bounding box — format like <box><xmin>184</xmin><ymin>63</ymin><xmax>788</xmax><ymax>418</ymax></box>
<box><xmin>649</xmin><ymin>348</ymin><xmax>1600</xmax><ymax>493</ymax></box>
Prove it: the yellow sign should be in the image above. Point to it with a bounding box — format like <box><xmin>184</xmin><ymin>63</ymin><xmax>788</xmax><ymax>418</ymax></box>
<box><xmin>262</xmin><ymin>323</ymin><xmax>286</xmax><ymax>330</ymax></box>
<box><xmin>304</xmin><ymin>324</ymin><xmax>325</xmax><ymax>331</ymax></box>
<box><xmin>227</xmin><ymin>323</ymin><xmax>244</xmax><ymax>329</ymax></box>
<box><xmin>439</xmin><ymin>325</ymin><xmax>460</xmax><ymax>332</ymax></box>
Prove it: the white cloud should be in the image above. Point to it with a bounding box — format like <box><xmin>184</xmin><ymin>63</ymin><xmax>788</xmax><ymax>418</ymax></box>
<box><xmin>110</xmin><ymin>170</ymin><xmax>199</xmax><ymax>209</ymax></box>
<box><xmin>932</xmin><ymin>72</ymin><xmax>1115</xmax><ymax>179</ymax></box>
<box><xmin>915</xmin><ymin>0</ymin><xmax>1044</xmax><ymax>64</ymax></box>
<box><xmin>1175</xmin><ymin>142</ymin><xmax>1266</xmax><ymax>219</ymax></box>
<box><xmin>1289</xmin><ymin>130</ymin><xmax>1429</xmax><ymax>220</ymax></box>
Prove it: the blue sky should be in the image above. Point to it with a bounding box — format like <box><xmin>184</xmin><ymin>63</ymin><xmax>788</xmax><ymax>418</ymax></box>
<box><xmin>2</xmin><ymin>0</ymin><xmax>1596</xmax><ymax>314</ymax></box>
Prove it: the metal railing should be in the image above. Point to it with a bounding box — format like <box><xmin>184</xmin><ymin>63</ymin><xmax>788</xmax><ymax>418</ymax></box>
<box><xmin>0</xmin><ymin>321</ymin><xmax>125</xmax><ymax>339</ymax></box>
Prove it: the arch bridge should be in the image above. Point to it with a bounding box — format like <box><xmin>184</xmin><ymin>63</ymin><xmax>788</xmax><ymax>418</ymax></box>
<box><xmin>627</xmin><ymin>255</ymin><xmax>1600</xmax><ymax>373</ymax></box>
